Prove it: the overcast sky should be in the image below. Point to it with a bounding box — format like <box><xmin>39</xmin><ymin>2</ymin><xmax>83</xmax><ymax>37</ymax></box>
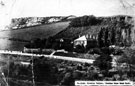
<box><xmin>0</xmin><ymin>0</ymin><xmax>135</xmax><ymax>29</ymax></box>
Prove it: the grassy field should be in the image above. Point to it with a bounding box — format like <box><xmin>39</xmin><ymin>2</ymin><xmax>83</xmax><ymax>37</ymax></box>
<box><xmin>0</xmin><ymin>21</ymin><xmax>70</xmax><ymax>40</ymax></box>
<box><xmin>0</xmin><ymin>21</ymin><xmax>70</xmax><ymax>51</ymax></box>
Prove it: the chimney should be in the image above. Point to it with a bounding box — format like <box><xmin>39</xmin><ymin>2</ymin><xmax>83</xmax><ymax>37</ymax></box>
<box><xmin>89</xmin><ymin>35</ymin><xmax>91</xmax><ymax>39</ymax></box>
<box><xmin>86</xmin><ymin>34</ymin><xmax>88</xmax><ymax>39</ymax></box>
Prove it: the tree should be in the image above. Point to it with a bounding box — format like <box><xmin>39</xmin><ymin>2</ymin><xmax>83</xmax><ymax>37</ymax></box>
<box><xmin>40</xmin><ymin>17</ymin><xmax>49</xmax><ymax>24</ymax></box>
<box><xmin>69</xmin><ymin>15</ymin><xmax>100</xmax><ymax>27</ymax></box>
<box><xmin>98</xmin><ymin>28</ymin><xmax>104</xmax><ymax>47</ymax></box>
<box><xmin>45</xmin><ymin>37</ymin><xmax>54</xmax><ymax>48</ymax></box>
<box><xmin>33</xmin><ymin>38</ymin><xmax>42</xmax><ymax>48</ymax></box>
<box><xmin>104</xmin><ymin>28</ymin><xmax>109</xmax><ymax>47</ymax></box>
<box><xmin>62</xmin><ymin>43</ymin><xmax>73</xmax><ymax>52</ymax></box>
<box><xmin>117</xmin><ymin>48</ymin><xmax>135</xmax><ymax>77</ymax></box>
<box><xmin>19</xmin><ymin>18</ymin><xmax>27</xmax><ymax>26</ymax></box>
<box><xmin>111</xmin><ymin>27</ymin><xmax>116</xmax><ymax>45</ymax></box>
<box><xmin>93</xmin><ymin>54</ymin><xmax>112</xmax><ymax>74</ymax></box>
<box><xmin>52</xmin><ymin>42</ymin><xmax>60</xmax><ymax>50</ymax></box>
<box><xmin>33</xmin><ymin>57</ymin><xmax>58</xmax><ymax>84</ymax></box>
<box><xmin>101</xmin><ymin>47</ymin><xmax>114</xmax><ymax>55</ymax></box>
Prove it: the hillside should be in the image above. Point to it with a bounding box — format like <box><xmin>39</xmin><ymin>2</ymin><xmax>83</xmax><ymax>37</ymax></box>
<box><xmin>55</xmin><ymin>25</ymin><xmax>101</xmax><ymax>39</ymax></box>
<box><xmin>0</xmin><ymin>21</ymin><xmax>70</xmax><ymax>51</ymax></box>
<box><xmin>0</xmin><ymin>21</ymin><xmax>70</xmax><ymax>41</ymax></box>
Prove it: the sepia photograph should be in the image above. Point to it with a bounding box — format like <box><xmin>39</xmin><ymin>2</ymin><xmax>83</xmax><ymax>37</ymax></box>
<box><xmin>0</xmin><ymin>0</ymin><xmax>135</xmax><ymax>86</ymax></box>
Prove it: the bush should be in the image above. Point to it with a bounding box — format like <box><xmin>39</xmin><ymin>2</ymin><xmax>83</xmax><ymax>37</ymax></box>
<box><xmin>93</xmin><ymin>54</ymin><xmax>112</xmax><ymax>73</ymax></box>
<box><xmin>101</xmin><ymin>47</ymin><xmax>114</xmax><ymax>55</ymax></box>
<box><xmin>74</xmin><ymin>45</ymin><xmax>85</xmax><ymax>53</ymax></box>
<box><xmin>113</xmin><ymin>49</ymin><xmax>124</xmax><ymax>55</ymax></box>
<box><xmin>88</xmin><ymin>48</ymin><xmax>102</xmax><ymax>55</ymax></box>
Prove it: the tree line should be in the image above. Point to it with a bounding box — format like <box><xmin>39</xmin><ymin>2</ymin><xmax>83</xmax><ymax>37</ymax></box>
<box><xmin>69</xmin><ymin>15</ymin><xmax>102</xmax><ymax>27</ymax></box>
<box><xmin>98</xmin><ymin>22</ymin><xmax>132</xmax><ymax>48</ymax></box>
<box><xmin>25</xmin><ymin>37</ymin><xmax>73</xmax><ymax>52</ymax></box>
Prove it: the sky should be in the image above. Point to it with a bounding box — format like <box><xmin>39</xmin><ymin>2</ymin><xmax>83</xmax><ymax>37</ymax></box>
<box><xmin>0</xmin><ymin>0</ymin><xmax>135</xmax><ymax>29</ymax></box>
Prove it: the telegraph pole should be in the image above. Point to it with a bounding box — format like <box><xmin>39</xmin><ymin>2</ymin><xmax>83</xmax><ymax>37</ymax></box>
<box><xmin>32</xmin><ymin>52</ymin><xmax>35</xmax><ymax>86</ymax></box>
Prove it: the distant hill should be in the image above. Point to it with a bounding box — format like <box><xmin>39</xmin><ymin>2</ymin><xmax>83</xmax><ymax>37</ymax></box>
<box><xmin>9</xmin><ymin>16</ymin><xmax>72</xmax><ymax>30</ymax></box>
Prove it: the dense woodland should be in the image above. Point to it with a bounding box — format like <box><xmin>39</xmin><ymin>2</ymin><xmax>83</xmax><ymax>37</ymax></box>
<box><xmin>69</xmin><ymin>15</ymin><xmax>102</xmax><ymax>27</ymax></box>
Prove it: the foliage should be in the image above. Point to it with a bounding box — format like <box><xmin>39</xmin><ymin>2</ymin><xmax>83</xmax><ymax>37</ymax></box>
<box><xmin>116</xmin><ymin>48</ymin><xmax>135</xmax><ymax>78</ymax></box>
<box><xmin>74</xmin><ymin>45</ymin><xmax>85</xmax><ymax>53</ymax></box>
<box><xmin>45</xmin><ymin>37</ymin><xmax>54</xmax><ymax>48</ymax></box>
<box><xmin>88</xmin><ymin>48</ymin><xmax>102</xmax><ymax>55</ymax></box>
<box><xmin>69</xmin><ymin>15</ymin><xmax>101</xmax><ymax>27</ymax></box>
<box><xmin>101</xmin><ymin>47</ymin><xmax>114</xmax><ymax>55</ymax></box>
<box><xmin>98</xmin><ymin>27</ymin><xmax>105</xmax><ymax>48</ymax></box>
<box><xmin>113</xmin><ymin>48</ymin><xmax>123</xmax><ymax>55</ymax></box>
<box><xmin>97</xmin><ymin>25</ymin><xmax>131</xmax><ymax>47</ymax></box>
<box><xmin>111</xmin><ymin>27</ymin><xmax>116</xmax><ymax>45</ymax></box>
<box><xmin>60</xmin><ymin>42</ymin><xmax>73</xmax><ymax>51</ymax></box>
<box><xmin>52</xmin><ymin>42</ymin><xmax>60</xmax><ymax>50</ymax></box>
<box><xmin>98</xmin><ymin>26</ymin><xmax>119</xmax><ymax>48</ymax></box>
<box><xmin>56</xmin><ymin>15</ymin><xmax>132</xmax><ymax>47</ymax></box>
<box><xmin>18</xmin><ymin>18</ymin><xmax>27</xmax><ymax>26</ymax></box>
<box><xmin>3</xmin><ymin>62</ymin><xmax>32</xmax><ymax>81</ymax></box>
<box><xmin>86</xmin><ymin>40</ymin><xmax>98</xmax><ymax>50</ymax></box>
<box><xmin>93</xmin><ymin>54</ymin><xmax>112</xmax><ymax>71</ymax></box>
<box><xmin>118</xmin><ymin>48</ymin><xmax>135</xmax><ymax>65</ymax></box>
<box><xmin>40</xmin><ymin>17</ymin><xmax>50</xmax><ymax>24</ymax></box>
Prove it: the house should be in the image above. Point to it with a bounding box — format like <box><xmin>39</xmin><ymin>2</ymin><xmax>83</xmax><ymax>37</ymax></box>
<box><xmin>67</xmin><ymin>15</ymin><xmax>76</xmax><ymax>19</ymax></box>
<box><xmin>74</xmin><ymin>35</ymin><xmax>87</xmax><ymax>47</ymax></box>
<box><xmin>74</xmin><ymin>34</ymin><xmax>98</xmax><ymax>48</ymax></box>
<box><xmin>48</xmin><ymin>18</ymin><xmax>60</xmax><ymax>23</ymax></box>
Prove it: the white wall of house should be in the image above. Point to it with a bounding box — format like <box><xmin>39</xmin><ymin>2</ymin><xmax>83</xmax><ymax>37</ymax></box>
<box><xmin>74</xmin><ymin>40</ymin><xmax>87</xmax><ymax>47</ymax></box>
<box><xmin>48</xmin><ymin>18</ymin><xmax>60</xmax><ymax>23</ymax></box>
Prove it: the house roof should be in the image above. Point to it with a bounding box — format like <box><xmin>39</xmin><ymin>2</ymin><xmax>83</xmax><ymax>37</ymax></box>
<box><xmin>74</xmin><ymin>35</ymin><xmax>87</xmax><ymax>41</ymax></box>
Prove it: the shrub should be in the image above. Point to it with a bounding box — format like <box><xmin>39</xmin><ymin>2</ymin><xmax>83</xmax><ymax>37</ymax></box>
<box><xmin>88</xmin><ymin>48</ymin><xmax>102</xmax><ymax>55</ymax></box>
<box><xmin>74</xmin><ymin>45</ymin><xmax>85</xmax><ymax>53</ymax></box>
<box><xmin>93</xmin><ymin>54</ymin><xmax>112</xmax><ymax>73</ymax></box>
